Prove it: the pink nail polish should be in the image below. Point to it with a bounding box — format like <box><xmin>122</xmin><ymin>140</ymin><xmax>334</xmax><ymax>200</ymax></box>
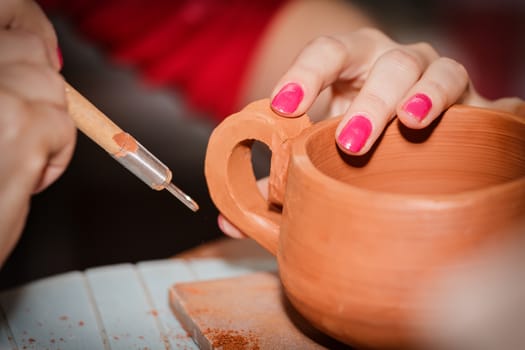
<box><xmin>403</xmin><ymin>93</ymin><xmax>432</xmax><ymax>121</ymax></box>
<box><xmin>337</xmin><ymin>115</ymin><xmax>372</xmax><ymax>153</ymax></box>
<box><xmin>271</xmin><ymin>83</ymin><xmax>304</xmax><ymax>114</ymax></box>
<box><xmin>57</xmin><ymin>47</ymin><xmax>63</xmax><ymax>69</ymax></box>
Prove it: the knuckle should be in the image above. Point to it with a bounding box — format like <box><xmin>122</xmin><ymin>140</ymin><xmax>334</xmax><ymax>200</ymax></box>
<box><xmin>294</xmin><ymin>62</ymin><xmax>323</xmax><ymax>84</ymax></box>
<box><xmin>309</xmin><ymin>35</ymin><xmax>347</xmax><ymax>57</ymax></box>
<box><xmin>441</xmin><ymin>57</ymin><xmax>469</xmax><ymax>81</ymax></box>
<box><xmin>21</xmin><ymin>31</ymin><xmax>49</xmax><ymax>57</ymax></box>
<box><xmin>381</xmin><ymin>48</ymin><xmax>424</xmax><ymax>73</ymax></box>
<box><xmin>413</xmin><ymin>41</ymin><xmax>439</xmax><ymax>59</ymax></box>
<box><xmin>30</xmin><ymin>66</ymin><xmax>66</xmax><ymax>103</ymax></box>
<box><xmin>1</xmin><ymin>63</ymin><xmax>65</xmax><ymax>105</ymax></box>
<box><xmin>357</xmin><ymin>27</ymin><xmax>390</xmax><ymax>43</ymax></box>
<box><xmin>360</xmin><ymin>90</ymin><xmax>390</xmax><ymax>112</ymax></box>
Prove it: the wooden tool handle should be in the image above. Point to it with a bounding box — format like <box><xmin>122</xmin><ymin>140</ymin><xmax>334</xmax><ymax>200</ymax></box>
<box><xmin>65</xmin><ymin>82</ymin><xmax>124</xmax><ymax>155</ymax></box>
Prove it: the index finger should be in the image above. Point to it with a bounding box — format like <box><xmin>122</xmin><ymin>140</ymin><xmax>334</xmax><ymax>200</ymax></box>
<box><xmin>270</xmin><ymin>28</ymin><xmax>391</xmax><ymax>117</ymax></box>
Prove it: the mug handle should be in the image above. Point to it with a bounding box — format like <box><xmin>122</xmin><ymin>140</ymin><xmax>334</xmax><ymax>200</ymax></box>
<box><xmin>205</xmin><ymin>99</ymin><xmax>312</xmax><ymax>255</ymax></box>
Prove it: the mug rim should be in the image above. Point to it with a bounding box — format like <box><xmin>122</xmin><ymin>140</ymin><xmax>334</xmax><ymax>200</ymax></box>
<box><xmin>291</xmin><ymin>105</ymin><xmax>525</xmax><ymax>205</ymax></box>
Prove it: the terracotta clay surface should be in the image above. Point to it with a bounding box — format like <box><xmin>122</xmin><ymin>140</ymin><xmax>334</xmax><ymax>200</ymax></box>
<box><xmin>205</xmin><ymin>99</ymin><xmax>525</xmax><ymax>349</ymax></box>
<box><xmin>169</xmin><ymin>272</ymin><xmax>351</xmax><ymax>350</ymax></box>
<box><xmin>175</xmin><ymin>238</ymin><xmax>272</xmax><ymax>260</ymax></box>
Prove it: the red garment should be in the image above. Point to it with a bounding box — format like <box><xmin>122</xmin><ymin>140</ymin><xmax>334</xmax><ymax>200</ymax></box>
<box><xmin>39</xmin><ymin>0</ymin><xmax>287</xmax><ymax>121</ymax></box>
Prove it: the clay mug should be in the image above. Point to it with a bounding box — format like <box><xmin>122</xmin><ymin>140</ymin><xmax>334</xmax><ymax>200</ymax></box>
<box><xmin>204</xmin><ymin>99</ymin><xmax>525</xmax><ymax>349</ymax></box>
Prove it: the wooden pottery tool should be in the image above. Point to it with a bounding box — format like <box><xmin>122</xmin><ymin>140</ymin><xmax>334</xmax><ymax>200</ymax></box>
<box><xmin>65</xmin><ymin>83</ymin><xmax>199</xmax><ymax>212</ymax></box>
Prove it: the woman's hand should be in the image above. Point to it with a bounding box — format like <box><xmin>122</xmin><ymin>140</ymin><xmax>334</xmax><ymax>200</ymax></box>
<box><xmin>0</xmin><ymin>0</ymin><xmax>76</xmax><ymax>266</ymax></box>
<box><xmin>270</xmin><ymin>27</ymin><xmax>524</xmax><ymax>155</ymax></box>
<box><xmin>218</xmin><ymin>27</ymin><xmax>524</xmax><ymax>239</ymax></box>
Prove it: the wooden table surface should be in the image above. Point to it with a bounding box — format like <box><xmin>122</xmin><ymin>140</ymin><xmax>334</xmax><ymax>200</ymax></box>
<box><xmin>0</xmin><ymin>238</ymin><xmax>276</xmax><ymax>350</ymax></box>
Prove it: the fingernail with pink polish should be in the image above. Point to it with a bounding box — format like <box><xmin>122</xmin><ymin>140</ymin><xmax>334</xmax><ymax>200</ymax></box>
<box><xmin>403</xmin><ymin>93</ymin><xmax>432</xmax><ymax>121</ymax></box>
<box><xmin>271</xmin><ymin>83</ymin><xmax>304</xmax><ymax>114</ymax></box>
<box><xmin>337</xmin><ymin>115</ymin><xmax>372</xmax><ymax>153</ymax></box>
<box><xmin>57</xmin><ymin>47</ymin><xmax>63</xmax><ymax>69</ymax></box>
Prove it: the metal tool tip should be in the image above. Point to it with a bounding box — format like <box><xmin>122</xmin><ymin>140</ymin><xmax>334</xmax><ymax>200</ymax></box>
<box><xmin>165</xmin><ymin>182</ymin><xmax>200</xmax><ymax>212</ymax></box>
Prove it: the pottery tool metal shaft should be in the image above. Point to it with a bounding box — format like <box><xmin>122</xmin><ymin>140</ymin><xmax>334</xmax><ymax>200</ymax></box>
<box><xmin>64</xmin><ymin>82</ymin><xmax>199</xmax><ymax>212</ymax></box>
